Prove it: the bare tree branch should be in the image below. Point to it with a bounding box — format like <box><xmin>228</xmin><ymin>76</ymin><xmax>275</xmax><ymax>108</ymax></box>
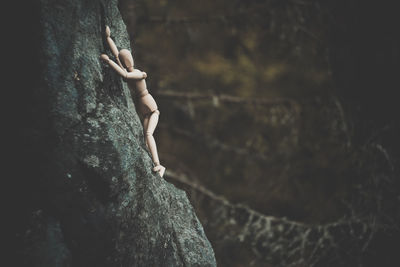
<box><xmin>165</xmin><ymin>169</ymin><xmax>380</xmax><ymax>267</ymax></box>
<box><xmin>159</xmin><ymin>124</ymin><xmax>271</xmax><ymax>162</ymax></box>
<box><xmin>154</xmin><ymin>91</ymin><xmax>297</xmax><ymax>105</ymax></box>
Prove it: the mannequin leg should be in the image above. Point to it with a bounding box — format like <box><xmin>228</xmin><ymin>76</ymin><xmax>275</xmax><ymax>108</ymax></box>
<box><xmin>144</xmin><ymin>110</ymin><xmax>165</xmax><ymax>177</ymax></box>
<box><xmin>145</xmin><ymin>111</ymin><xmax>160</xmax><ymax>164</ymax></box>
<box><xmin>142</xmin><ymin>116</ymin><xmax>149</xmax><ymax>148</ymax></box>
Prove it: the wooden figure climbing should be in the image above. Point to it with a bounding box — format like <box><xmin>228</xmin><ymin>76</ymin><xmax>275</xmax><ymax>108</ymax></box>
<box><xmin>100</xmin><ymin>26</ymin><xmax>166</xmax><ymax>178</ymax></box>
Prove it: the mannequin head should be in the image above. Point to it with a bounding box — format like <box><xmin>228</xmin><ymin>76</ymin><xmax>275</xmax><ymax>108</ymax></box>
<box><xmin>118</xmin><ymin>49</ymin><xmax>134</xmax><ymax>69</ymax></box>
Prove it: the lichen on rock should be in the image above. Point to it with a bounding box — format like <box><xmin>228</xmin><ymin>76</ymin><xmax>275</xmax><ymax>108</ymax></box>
<box><xmin>22</xmin><ymin>0</ymin><xmax>217</xmax><ymax>266</ymax></box>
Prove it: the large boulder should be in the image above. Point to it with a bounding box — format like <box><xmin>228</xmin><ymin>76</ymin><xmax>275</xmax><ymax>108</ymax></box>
<box><xmin>10</xmin><ymin>0</ymin><xmax>216</xmax><ymax>266</ymax></box>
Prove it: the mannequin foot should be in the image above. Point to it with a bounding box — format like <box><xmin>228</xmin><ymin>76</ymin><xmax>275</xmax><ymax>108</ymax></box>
<box><xmin>153</xmin><ymin>164</ymin><xmax>166</xmax><ymax>178</ymax></box>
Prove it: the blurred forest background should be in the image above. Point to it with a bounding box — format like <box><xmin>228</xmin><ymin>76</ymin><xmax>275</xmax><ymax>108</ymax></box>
<box><xmin>116</xmin><ymin>0</ymin><xmax>399</xmax><ymax>266</ymax></box>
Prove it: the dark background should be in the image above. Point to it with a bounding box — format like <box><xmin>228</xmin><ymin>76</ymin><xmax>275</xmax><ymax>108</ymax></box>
<box><xmin>118</xmin><ymin>0</ymin><xmax>399</xmax><ymax>223</ymax></box>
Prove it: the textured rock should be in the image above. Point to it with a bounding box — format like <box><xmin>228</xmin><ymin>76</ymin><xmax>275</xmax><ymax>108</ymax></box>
<box><xmin>19</xmin><ymin>0</ymin><xmax>216</xmax><ymax>266</ymax></box>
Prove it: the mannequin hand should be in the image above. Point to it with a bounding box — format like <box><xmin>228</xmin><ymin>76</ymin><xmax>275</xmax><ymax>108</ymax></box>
<box><xmin>153</xmin><ymin>165</ymin><xmax>166</xmax><ymax>178</ymax></box>
<box><xmin>105</xmin><ymin>26</ymin><xmax>110</xmax><ymax>37</ymax></box>
<box><xmin>142</xmin><ymin>72</ymin><xmax>147</xmax><ymax>79</ymax></box>
<box><xmin>100</xmin><ymin>54</ymin><xmax>109</xmax><ymax>62</ymax></box>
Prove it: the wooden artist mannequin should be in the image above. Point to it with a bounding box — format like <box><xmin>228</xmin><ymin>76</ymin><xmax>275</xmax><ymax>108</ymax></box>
<box><xmin>100</xmin><ymin>26</ymin><xmax>166</xmax><ymax>178</ymax></box>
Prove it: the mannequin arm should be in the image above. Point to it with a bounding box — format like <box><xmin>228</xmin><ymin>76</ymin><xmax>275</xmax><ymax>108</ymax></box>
<box><xmin>105</xmin><ymin>26</ymin><xmax>124</xmax><ymax>68</ymax></box>
<box><xmin>101</xmin><ymin>54</ymin><xmax>127</xmax><ymax>78</ymax></box>
<box><xmin>126</xmin><ymin>69</ymin><xmax>147</xmax><ymax>80</ymax></box>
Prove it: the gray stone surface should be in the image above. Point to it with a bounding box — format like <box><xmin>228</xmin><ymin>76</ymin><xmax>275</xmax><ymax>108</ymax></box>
<box><xmin>29</xmin><ymin>0</ymin><xmax>216</xmax><ymax>266</ymax></box>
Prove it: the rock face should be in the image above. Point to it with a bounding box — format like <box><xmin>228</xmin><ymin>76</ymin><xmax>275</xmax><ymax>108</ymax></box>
<box><xmin>15</xmin><ymin>0</ymin><xmax>216</xmax><ymax>266</ymax></box>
